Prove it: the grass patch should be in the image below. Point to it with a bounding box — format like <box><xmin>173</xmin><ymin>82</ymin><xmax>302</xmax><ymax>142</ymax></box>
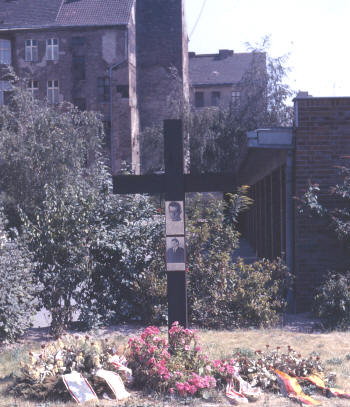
<box><xmin>1</xmin><ymin>327</ymin><xmax>350</xmax><ymax>406</ymax></box>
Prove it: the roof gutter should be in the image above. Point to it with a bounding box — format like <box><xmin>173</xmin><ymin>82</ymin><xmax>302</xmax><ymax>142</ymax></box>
<box><xmin>0</xmin><ymin>23</ymin><xmax>128</xmax><ymax>32</ymax></box>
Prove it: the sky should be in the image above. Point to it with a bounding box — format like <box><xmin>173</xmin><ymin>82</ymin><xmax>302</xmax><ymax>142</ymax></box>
<box><xmin>185</xmin><ymin>0</ymin><xmax>350</xmax><ymax>97</ymax></box>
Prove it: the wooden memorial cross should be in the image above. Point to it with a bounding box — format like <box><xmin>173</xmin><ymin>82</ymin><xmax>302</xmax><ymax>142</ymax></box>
<box><xmin>113</xmin><ymin>119</ymin><xmax>236</xmax><ymax>329</ymax></box>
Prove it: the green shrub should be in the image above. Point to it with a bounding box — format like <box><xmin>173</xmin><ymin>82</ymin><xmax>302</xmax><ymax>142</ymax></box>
<box><xmin>0</xmin><ymin>211</ymin><xmax>36</xmax><ymax>343</ymax></box>
<box><xmin>313</xmin><ymin>272</ymin><xmax>350</xmax><ymax>329</ymax></box>
<box><xmin>80</xmin><ymin>193</ymin><xmax>167</xmax><ymax>328</ymax></box>
<box><xmin>189</xmin><ymin>257</ymin><xmax>289</xmax><ymax>329</ymax></box>
<box><xmin>187</xmin><ymin>191</ymin><xmax>289</xmax><ymax>328</ymax></box>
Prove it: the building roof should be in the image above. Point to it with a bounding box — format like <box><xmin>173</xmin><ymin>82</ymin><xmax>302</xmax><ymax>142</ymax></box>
<box><xmin>189</xmin><ymin>50</ymin><xmax>266</xmax><ymax>86</ymax></box>
<box><xmin>0</xmin><ymin>0</ymin><xmax>134</xmax><ymax>30</ymax></box>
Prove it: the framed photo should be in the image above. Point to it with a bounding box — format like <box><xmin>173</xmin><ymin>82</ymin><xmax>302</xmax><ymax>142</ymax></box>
<box><xmin>166</xmin><ymin>236</ymin><xmax>185</xmax><ymax>271</ymax></box>
<box><xmin>165</xmin><ymin>201</ymin><xmax>184</xmax><ymax>235</ymax></box>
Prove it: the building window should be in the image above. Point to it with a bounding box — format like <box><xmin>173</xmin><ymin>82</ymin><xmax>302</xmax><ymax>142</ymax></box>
<box><xmin>232</xmin><ymin>91</ymin><xmax>240</xmax><ymax>105</ymax></box>
<box><xmin>25</xmin><ymin>39</ymin><xmax>38</xmax><ymax>62</ymax></box>
<box><xmin>72</xmin><ymin>56</ymin><xmax>85</xmax><ymax>80</ymax></box>
<box><xmin>73</xmin><ymin>97</ymin><xmax>86</xmax><ymax>111</ymax></box>
<box><xmin>195</xmin><ymin>91</ymin><xmax>204</xmax><ymax>108</ymax></box>
<box><xmin>0</xmin><ymin>39</ymin><xmax>11</xmax><ymax>64</ymax></box>
<box><xmin>47</xmin><ymin>80</ymin><xmax>59</xmax><ymax>104</ymax></box>
<box><xmin>116</xmin><ymin>85</ymin><xmax>129</xmax><ymax>98</ymax></box>
<box><xmin>0</xmin><ymin>80</ymin><xmax>11</xmax><ymax>105</ymax></box>
<box><xmin>97</xmin><ymin>77</ymin><xmax>110</xmax><ymax>102</ymax></box>
<box><xmin>27</xmin><ymin>80</ymin><xmax>39</xmax><ymax>98</ymax></box>
<box><xmin>46</xmin><ymin>39</ymin><xmax>59</xmax><ymax>60</ymax></box>
<box><xmin>211</xmin><ymin>91</ymin><xmax>221</xmax><ymax>106</ymax></box>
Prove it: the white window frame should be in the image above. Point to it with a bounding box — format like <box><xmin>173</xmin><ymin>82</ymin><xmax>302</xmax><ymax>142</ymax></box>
<box><xmin>46</xmin><ymin>38</ymin><xmax>58</xmax><ymax>60</ymax></box>
<box><xmin>25</xmin><ymin>39</ymin><xmax>38</xmax><ymax>62</ymax></box>
<box><xmin>28</xmin><ymin>80</ymin><xmax>39</xmax><ymax>98</ymax></box>
<box><xmin>0</xmin><ymin>39</ymin><xmax>11</xmax><ymax>64</ymax></box>
<box><xmin>231</xmin><ymin>91</ymin><xmax>240</xmax><ymax>105</ymax></box>
<box><xmin>47</xmin><ymin>80</ymin><xmax>59</xmax><ymax>105</ymax></box>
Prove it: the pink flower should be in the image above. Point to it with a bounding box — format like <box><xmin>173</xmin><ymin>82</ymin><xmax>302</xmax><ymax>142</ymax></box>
<box><xmin>184</xmin><ymin>345</ymin><xmax>190</xmax><ymax>351</ymax></box>
<box><xmin>195</xmin><ymin>346</ymin><xmax>202</xmax><ymax>352</ymax></box>
<box><xmin>189</xmin><ymin>385</ymin><xmax>197</xmax><ymax>395</ymax></box>
<box><xmin>169</xmin><ymin>388</ymin><xmax>174</xmax><ymax>394</ymax></box>
<box><xmin>176</xmin><ymin>382</ymin><xmax>184</xmax><ymax>391</ymax></box>
<box><xmin>205</xmin><ymin>365</ymin><xmax>212</xmax><ymax>372</ymax></box>
<box><xmin>213</xmin><ymin>359</ymin><xmax>222</xmax><ymax>368</ymax></box>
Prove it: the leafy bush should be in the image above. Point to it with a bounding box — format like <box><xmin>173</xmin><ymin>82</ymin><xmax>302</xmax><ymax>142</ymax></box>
<box><xmin>313</xmin><ymin>272</ymin><xmax>350</xmax><ymax>329</ymax></box>
<box><xmin>187</xmin><ymin>191</ymin><xmax>289</xmax><ymax>328</ymax></box>
<box><xmin>80</xmin><ymin>193</ymin><xmax>167</xmax><ymax>328</ymax></box>
<box><xmin>0</xmin><ymin>211</ymin><xmax>36</xmax><ymax>343</ymax></box>
<box><xmin>189</xmin><ymin>257</ymin><xmax>289</xmax><ymax>329</ymax></box>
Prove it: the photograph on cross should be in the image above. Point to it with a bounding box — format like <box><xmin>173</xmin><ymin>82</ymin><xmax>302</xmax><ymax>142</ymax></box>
<box><xmin>166</xmin><ymin>236</ymin><xmax>186</xmax><ymax>271</ymax></box>
<box><xmin>165</xmin><ymin>201</ymin><xmax>185</xmax><ymax>235</ymax></box>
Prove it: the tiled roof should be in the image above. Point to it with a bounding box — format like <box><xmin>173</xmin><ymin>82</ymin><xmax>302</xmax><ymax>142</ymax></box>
<box><xmin>0</xmin><ymin>0</ymin><xmax>62</xmax><ymax>29</ymax></box>
<box><xmin>189</xmin><ymin>51</ymin><xmax>266</xmax><ymax>86</ymax></box>
<box><xmin>0</xmin><ymin>0</ymin><xmax>134</xmax><ymax>30</ymax></box>
<box><xmin>56</xmin><ymin>0</ymin><xmax>134</xmax><ymax>27</ymax></box>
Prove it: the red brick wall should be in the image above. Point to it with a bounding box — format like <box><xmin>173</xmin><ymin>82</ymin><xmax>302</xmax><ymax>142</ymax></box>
<box><xmin>294</xmin><ymin>97</ymin><xmax>350</xmax><ymax>311</ymax></box>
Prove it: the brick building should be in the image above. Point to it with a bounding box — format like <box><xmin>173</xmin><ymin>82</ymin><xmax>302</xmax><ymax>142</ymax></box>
<box><xmin>0</xmin><ymin>0</ymin><xmax>189</xmax><ymax>174</ymax></box>
<box><xmin>189</xmin><ymin>49</ymin><xmax>265</xmax><ymax>109</ymax></box>
<box><xmin>238</xmin><ymin>94</ymin><xmax>350</xmax><ymax>311</ymax></box>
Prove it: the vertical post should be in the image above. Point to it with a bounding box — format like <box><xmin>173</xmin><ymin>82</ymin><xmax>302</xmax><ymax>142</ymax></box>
<box><xmin>285</xmin><ymin>150</ymin><xmax>295</xmax><ymax>312</ymax></box>
<box><xmin>270</xmin><ymin>173</ymin><xmax>274</xmax><ymax>259</ymax></box>
<box><xmin>164</xmin><ymin>120</ymin><xmax>188</xmax><ymax>329</ymax></box>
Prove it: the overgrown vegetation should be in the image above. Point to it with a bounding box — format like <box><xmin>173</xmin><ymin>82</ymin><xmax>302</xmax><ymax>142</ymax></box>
<box><xmin>313</xmin><ymin>272</ymin><xmax>350</xmax><ymax>330</ymax></box>
<box><xmin>187</xmin><ymin>191</ymin><xmax>290</xmax><ymax>328</ymax></box>
<box><xmin>300</xmin><ymin>159</ymin><xmax>350</xmax><ymax>329</ymax></box>
<box><xmin>0</xmin><ymin>210</ymin><xmax>36</xmax><ymax>343</ymax></box>
<box><xmin>0</xmin><ymin>62</ymin><xmax>291</xmax><ymax>339</ymax></box>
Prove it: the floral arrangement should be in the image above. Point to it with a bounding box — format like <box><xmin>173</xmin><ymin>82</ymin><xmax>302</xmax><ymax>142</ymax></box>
<box><xmin>234</xmin><ymin>345</ymin><xmax>325</xmax><ymax>391</ymax></box>
<box><xmin>11</xmin><ymin>323</ymin><xmax>329</xmax><ymax>402</ymax></box>
<box><xmin>127</xmin><ymin>322</ymin><xmax>326</xmax><ymax>399</ymax></box>
<box><xmin>11</xmin><ymin>334</ymin><xmax>127</xmax><ymax>400</ymax></box>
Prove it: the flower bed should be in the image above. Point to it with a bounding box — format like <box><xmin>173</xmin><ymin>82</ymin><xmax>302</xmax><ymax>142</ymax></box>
<box><xmin>10</xmin><ymin>322</ymin><xmax>335</xmax><ymax>403</ymax></box>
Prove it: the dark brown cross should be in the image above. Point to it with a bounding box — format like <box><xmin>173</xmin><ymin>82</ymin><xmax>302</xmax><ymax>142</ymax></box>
<box><xmin>113</xmin><ymin>119</ymin><xmax>236</xmax><ymax>328</ymax></box>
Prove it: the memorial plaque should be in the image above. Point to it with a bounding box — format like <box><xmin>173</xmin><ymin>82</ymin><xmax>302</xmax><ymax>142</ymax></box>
<box><xmin>165</xmin><ymin>201</ymin><xmax>184</xmax><ymax>235</ymax></box>
<box><xmin>166</xmin><ymin>236</ymin><xmax>185</xmax><ymax>271</ymax></box>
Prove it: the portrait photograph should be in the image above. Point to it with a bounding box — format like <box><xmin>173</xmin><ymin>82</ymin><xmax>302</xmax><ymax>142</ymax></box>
<box><xmin>165</xmin><ymin>201</ymin><xmax>184</xmax><ymax>235</ymax></box>
<box><xmin>166</xmin><ymin>236</ymin><xmax>185</xmax><ymax>271</ymax></box>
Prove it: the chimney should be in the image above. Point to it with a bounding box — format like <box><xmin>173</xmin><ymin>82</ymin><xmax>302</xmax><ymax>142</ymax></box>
<box><xmin>296</xmin><ymin>91</ymin><xmax>312</xmax><ymax>98</ymax></box>
<box><xmin>218</xmin><ymin>49</ymin><xmax>234</xmax><ymax>59</ymax></box>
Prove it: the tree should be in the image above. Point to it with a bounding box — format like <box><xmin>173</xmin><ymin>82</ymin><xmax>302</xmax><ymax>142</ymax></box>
<box><xmin>0</xmin><ymin>72</ymin><xmax>105</xmax><ymax>226</ymax></box>
<box><xmin>140</xmin><ymin>37</ymin><xmax>294</xmax><ymax>174</ymax></box>
<box><xmin>299</xmin><ymin>160</ymin><xmax>350</xmax><ymax>247</ymax></box>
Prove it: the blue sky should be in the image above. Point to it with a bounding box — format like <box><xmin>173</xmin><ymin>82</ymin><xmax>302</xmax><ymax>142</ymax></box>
<box><xmin>185</xmin><ymin>0</ymin><xmax>350</xmax><ymax>97</ymax></box>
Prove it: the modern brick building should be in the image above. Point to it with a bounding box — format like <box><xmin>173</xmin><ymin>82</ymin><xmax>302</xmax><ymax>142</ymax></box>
<box><xmin>189</xmin><ymin>49</ymin><xmax>265</xmax><ymax>109</ymax></box>
<box><xmin>238</xmin><ymin>94</ymin><xmax>350</xmax><ymax>311</ymax></box>
<box><xmin>0</xmin><ymin>0</ymin><xmax>189</xmax><ymax>175</ymax></box>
